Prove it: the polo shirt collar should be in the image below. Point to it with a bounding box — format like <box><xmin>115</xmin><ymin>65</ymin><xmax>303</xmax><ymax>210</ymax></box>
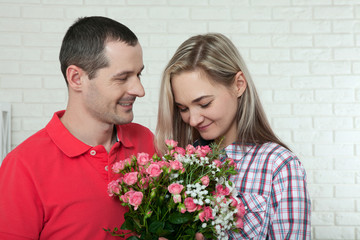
<box><xmin>46</xmin><ymin>111</ymin><xmax>134</xmax><ymax>157</ymax></box>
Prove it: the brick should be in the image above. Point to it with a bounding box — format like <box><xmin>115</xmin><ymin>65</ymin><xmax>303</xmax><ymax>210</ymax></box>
<box><xmin>84</xmin><ymin>0</ymin><xmax>125</xmax><ymax>4</ymax></box>
<box><xmin>311</xmin><ymin>212</ymin><xmax>334</xmax><ymax>225</ymax></box>
<box><xmin>0</xmin><ymin>5</ymin><xmax>20</xmax><ymax>17</ymax></box>
<box><xmin>23</xmin><ymin>89</ymin><xmax>66</xmax><ymax>103</ymax></box>
<box><xmin>126</xmin><ymin>0</ymin><xmax>166</xmax><ymax>5</ymax></box>
<box><xmin>0</xmin><ymin>61</ymin><xmax>20</xmax><ymax>74</ymax></box>
<box><xmin>334</xmin><ymin>103</ymin><xmax>360</xmax><ymax>116</ymax></box>
<box><xmin>294</xmin><ymin>130</ymin><xmax>333</xmax><ymax>144</ymax></box>
<box><xmin>43</xmin><ymin>76</ymin><xmax>67</xmax><ymax>89</ymax></box>
<box><xmin>11</xmin><ymin>103</ymin><xmax>43</xmax><ymax>117</ymax></box>
<box><xmin>232</xmin><ymin>35</ymin><xmax>272</xmax><ymax>47</ymax></box>
<box><xmin>314</xmin><ymin>6</ymin><xmax>353</xmax><ymax>19</ymax></box>
<box><xmin>43</xmin><ymin>104</ymin><xmax>66</xmax><ymax>117</ymax></box>
<box><xmin>315</xmin><ymin>144</ymin><xmax>354</xmax><ymax>156</ymax></box>
<box><xmin>311</xmin><ymin>62</ymin><xmax>351</xmax><ymax>75</ymax></box>
<box><xmin>300</xmin><ymin>157</ymin><xmax>333</xmax><ymax>171</ymax></box>
<box><xmin>232</xmin><ymin>7</ymin><xmax>271</xmax><ymax>20</ymax></box>
<box><xmin>270</xmin><ymin>62</ymin><xmax>309</xmax><ymax>75</ymax></box>
<box><xmin>308</xmin><ymin>184</ymin><xmax>334</xmax><ymax>198</ymax></box>
<box><xmin>23</xmin><ymin>33</ymin><xmax>62</xmax><ymax>47</ymax></box>
<box><xmin>314</xmin><ymin>117</ymin><xmax>353</xmax><ymax>130</ymax></box>
<box><xmin>262</xmin><ymin>103</ymin><xmax>291</xmax><ymax>116</ymax></box>
<box><xmin>22</xmin><ymin>117</ymin><xmax>48</xmax><ymax>131</ymax></box>
<box><xmin>43</xmin><ymin>0</ymin><xmax>82</xmax><ymax>4</ymax></box>
<box><xmin>149</xmin><ymin>7</ymin><xmax>189</xmax><ymax>19</ymax></box>
<box><xmin>256</xmin><ymin>76</ymin><xmax>291</xmax><ymax>89</ymax></box>
<box><xmin>273</xmin><ymin>117</ymin><xmax>312</xmax><ymax>129</ymax></box>
<box><xmin>292</xmin><ymin>48</ymin><xmax>332</xmax><ymax>61</ymax></box>
<box><xmin>12</xmin><ymin>131</ymin><xmax>36</xmax><ymax>147</ymax></box>
<box><xmin>274</xmin><ymin>90</ymin><xmax>313</xmax><ymax>103</ymax></box>
<box><xmin>335</xmin><ymin>131</ymin><xmax>360</xmax><ymax>143</ymax></box>
<box><xmin>108</xmin><ymin>7</ymin><xmax>148</xmax><ymax>19</ymax></box>
<box><xmin>0</xmin><ymin>33</ymin><xmax>21</xmax><ymax>46</ymax></box>
<box><xmin>335</xmin><ymin>48</ymin><xmax>360</xmax><ymax>60</ymax></box>
<box><xmin>273</xmin><ymin>35</ymin><xmax>313</xmax><ymax>47</ymax></box>
<box><xmin>170</xmin><ymin>0</ymin><xmax>207</xmax><ymax>5</ymax></box>
<box><xmin>336</xmin><ymin>213</ymin><xmax>360</xmax><ymax>226</ymax></box>
<box><xmin>334</xmin><ymin>75</ymin><xmax>360</xmax><ymax>88</ymax></box>
<box><xmin>314</xmin><ymin>34</ymin><xmax>354</xmax><ymax>47</ymax></box>
<box><xmin>149</xmin><ymin>34</ymin><xmax>189</xmax><ymax>47</ymax></box>
<box><xmin>292</xmin><ymin>76</ymin><xmax>332</xmax><ymax>89</ymax></box>
<box><xmin>250</xmin><ymin>0</ymin><xmax>289</xmax><ymax>6</ymax></box>
<box><xmin>314</xmin><ymin>170</ymin><xmax>355</xmax><ymax>184</ymax></box>
<box><xmin>335</xmin><ymin>157</ymin><xmax>360</xmax><ymax>170</ymax></box>
<box><xmin>315</xmin><ymin>89</ymin><xmax>355</xmax><ymax>102</ymax></box>
<box><xmin>191</xmin><ymin>8</ymin><xmax>231</xmax><ymax>20</ymax></box>
<box><xmin>0</xmin><ymin>76</ymin><xmax>42</xmax><ymax>89</ymax></box>
<box><xmin>22</xmin><ymin>7</ymin><xmax>64</xmax><ymax>18</ymax></box>
<box><xmin>334</xmin><ymin>20</ymin><xmax>360</xmax><ymax>33</ymax></box>
<box><xmin>209</xmin><ymin>21</ymin><xmax>248</xmax><ymax>34</ymax></box>
<box><xmin>143</xmin><ymin>48</ymin><xmax>167</xmax><ymax>61</ymax></box>
<box><xmin>315</xmin><ymin>227</ymin><xmax>355</xmax><ymax>240</ymax></box>
<box><xmin>292</xmin><ymin>0</ymin><xmax>331</xmax><ymax>5</ymax></box>
<box><xmin>250</xmin><ymin>49</ymin><xmax>290</xmax><ymax>61</ymax></box>
<box><xmin>313</xmin><ymin>198</ymin><xmax>355</xmax><ymax>211</ymax></box>
<box><xmin>289</xmin><ymin>143</ymin><xmax>313</xmax><ymax>157</ymax></box>
<box><xmin>65</xmin><ymin>7</ymin><xmax>106</xmax><ymax>19</ymax></box>
<box><xmin>292</xmin><ymin>21</ymin><xmax>331</xmax><ymax>33</ymax></box>
<box><xmin>0</xmin><ymin>19</ymin><xmax>41</xmax><ymax>32</ymax></box>
<box><xmin>336</xmin><ymin>185</ymin><xmax>360</xmax><ymax>198</ymax></box>
<box><xmin>272</xmin><ymin>7</ymin><xmax>312</xmax><ymax>20</ymax></box>
<box><xmin>250</xmin><ymin>21</ymin><xmax>290</xmax><ymax>34</ymax></box>
<box><xmin>41</xmin><ymin>20</ymin><xmax>71</xmax><ymax>33</ymax></box>
<box><xmin>0</xmin><ymin>89</ymin><xmax>22</xmax><ymax>102</ymax></box>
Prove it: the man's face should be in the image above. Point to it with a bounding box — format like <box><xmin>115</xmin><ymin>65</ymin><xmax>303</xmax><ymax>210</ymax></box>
<box><xmin>81</xmin><ymin>41</ymin><xmax>145</xmax><ymax>125</ymax></box>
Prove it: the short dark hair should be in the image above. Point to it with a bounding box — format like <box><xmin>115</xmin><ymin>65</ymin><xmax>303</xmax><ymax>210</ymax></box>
<box><xmin>59</xmin><ymin>16</ymin><xmax>138</xmax><ymax>83</ymax></box>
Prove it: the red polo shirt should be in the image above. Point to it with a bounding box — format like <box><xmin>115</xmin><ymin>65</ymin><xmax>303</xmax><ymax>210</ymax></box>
<box><xmin>0</xmin><ymin>111</ymin><xmax>156</xmax><ymax>240</ymax></box>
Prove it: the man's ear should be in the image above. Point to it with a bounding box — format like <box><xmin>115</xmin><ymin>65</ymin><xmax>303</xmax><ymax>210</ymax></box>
<box><xmin>66</xmin><ymin>65</ymin><xmax>83</xmax><ymax>91</ymax></box>
<box><xmin>234</xmin><ymin>71</ymin><xmax>247</xmax><ymax>97</ymax></box>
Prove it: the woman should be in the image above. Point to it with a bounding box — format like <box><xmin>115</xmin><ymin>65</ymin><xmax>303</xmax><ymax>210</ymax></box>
<box><xmin>155</xmin><ymin>33</ymin><xmax>311</xmax><ymax>239</ymax></box>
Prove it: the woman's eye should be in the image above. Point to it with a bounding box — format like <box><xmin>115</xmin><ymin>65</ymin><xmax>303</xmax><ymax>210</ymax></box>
<box><xmin>178</xmin><ymin>107</ymin><xmax>188</xmax><ymax>113</ymax></box>
<box><xmin>201</xmin><ymin>101</ymin><xmax>212</xmax><ymax>108</ymax></box>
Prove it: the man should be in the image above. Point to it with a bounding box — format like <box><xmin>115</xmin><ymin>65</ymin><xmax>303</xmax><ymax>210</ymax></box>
<box><xmin>0</xmin><ymin>16</ymin><xmax>155</xmax><ymax>239</ymax></box>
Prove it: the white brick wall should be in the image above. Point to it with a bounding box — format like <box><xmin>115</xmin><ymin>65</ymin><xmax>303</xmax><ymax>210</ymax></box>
<box><xmin>0</xmin><ymin>1</ymin><xmax>359</xmax><ymax>239</ymax></box>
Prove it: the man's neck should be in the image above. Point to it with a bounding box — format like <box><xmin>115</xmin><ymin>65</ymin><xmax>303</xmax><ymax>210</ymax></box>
<box><xmin>60</xmin><ymin>109</ymin><xmax>116</xmax><ymax>153</ymax></box>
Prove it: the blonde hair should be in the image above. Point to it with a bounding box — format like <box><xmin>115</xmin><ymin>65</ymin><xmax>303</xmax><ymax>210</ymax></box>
<box><xmin>155</xmin><ymin>33</ymin><xmax>288</xmax><ymax>154</ymax></box>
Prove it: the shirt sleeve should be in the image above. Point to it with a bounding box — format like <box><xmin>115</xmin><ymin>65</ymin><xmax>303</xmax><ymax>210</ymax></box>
<box><xmin>268</xmin><ymin>156</ymin><xmax>311</xmax><ymax>239</ymax></box>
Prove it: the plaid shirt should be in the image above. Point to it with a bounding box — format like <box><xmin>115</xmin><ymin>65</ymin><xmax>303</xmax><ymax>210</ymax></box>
<box><xmin>224</xmin><ymin>142</ymin><xmax>311</xmax><ymax>240</ymax></box>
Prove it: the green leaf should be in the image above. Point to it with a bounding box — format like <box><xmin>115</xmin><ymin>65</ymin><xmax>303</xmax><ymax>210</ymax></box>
<box><xmin>168</xmin><ymin>212</ymin><xmax>193</xmax><ymax>224</ymax></box>
<box><xmin>126</xmin><ymin>236</ymin><xmax>140</xmax><ymax>240</ymax></box>
<box><xmin>121</xmin><ymin>218</ymin><xmax>135</xmax><ymax>231</ymax></box>
<box><xmin>149</xmin><ymin>220</ymin><xmax>165</xmax><ymax>234</ymax></box>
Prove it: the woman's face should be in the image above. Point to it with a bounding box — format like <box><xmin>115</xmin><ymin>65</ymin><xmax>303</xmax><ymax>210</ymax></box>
<box><xmin>171</xmin><ymin>69</ymin><xmax>246</xmax><ymax>147</ymax></box>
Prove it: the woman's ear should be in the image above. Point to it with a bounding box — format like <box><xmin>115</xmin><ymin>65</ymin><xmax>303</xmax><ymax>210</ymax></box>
<box><xmin>66</xmin><ymin>65</ymin><xmax>83</xmax><ymax>91</ymax></box>
<box><xmin>234</xmin><ymin>71</ymin><xmax>247</xmax><ymax>97</ymax></box>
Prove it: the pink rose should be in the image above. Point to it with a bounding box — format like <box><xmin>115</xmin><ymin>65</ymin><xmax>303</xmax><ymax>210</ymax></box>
<box><xmin>168</xmin><ymin>183</ymin><xmax>184</xmax><ymax>195</ymax></box>
<box><xmin>200</xmin><ymin>145</ymin><xmax>211</xmax><ymax>154</ymax></box>
<box><xmin>146</xmin><ymin>164</ymin><xmax>163</xmax><ymax>177</ymax></box>
<box><xmin>137</xmin><ymin>152</ymin><xmax>150</xmax><ymax>166</ymax></box>
<box><xmin>169</xmin><ymin>160</ymin><xmax>183</xmax><ymax>171</ymax></box>
<box><xmin>230</xmin><ymin>196</ymin><xmax>238</xmax><ymax>207</ymax></box>
<box><xmin>165</xmin><ymin>139</ymin><xmax>178</xmax><ymax>148</ymax></box>
<box><xmin>129</xmin><ymin>191</ymin><xmax>143</xmax><ymax>210</ymax></box>
<box><xmin>186</xmin><ymin>144</ymin><xmax>196</xmax><ymax>154</ymax></box>
<box><xmin>236</xmin><ymin>203</ymin><xmax>246</xmax><ymax>218</ymax></box>
<box><xmin>174</xmin><ymin>147</ymin><xmax>186</xmax><ymax>155</ymax></box>
<box><xmin>216</xmin><ymin>184</ymin><xmax>230</xmax><ymax>196</ymax></box>
<box><xmin>236</xmin><ymin>218</ymin><xmax>244</xmax><ymax>229</ymax></box>
<box><xmin>198</xmin><ymin>206</ymin><xmax>214</xmax><ymax>222</ymax></box>
<box><xmin>112</xmin><ymin>161</ymin><xmax>126</xmax><ymax>173</ymax></box>
<box><xmin>123</xmin><ymin>172</ymin><xmax>138</xmax><ymax>186</ymax></box>
<box><xmin>184</xmin><ymin>197</ymin><xmax>198</xmax><ymax>212</ymax></box>
<box><xmin>195</xmin><ymin>146</ymin><xmax>207</xmax><ymax>157</ymax></box>
<box><xmin>173</xmin><ymin>194</ymin><xmax>182</xmax><ymax>203</ymax></box>
<box><xmin>121</xmin><ymin>189</ymin><xmax>135</xmax><ymax>203</ymax></box>
<box><xmin>213</xmin><ymin>160</ymin><xmax>222</xmax><ymax>168</ymax></box>
<box><xmin>107</xmin><ymin>179</ymin><xmax>121</xmax><ymax>197</ymax></box>
<box><xmin>200</xmin><ymin>175</ymin><xmax>210</xmax><ymax>187</ymax></box>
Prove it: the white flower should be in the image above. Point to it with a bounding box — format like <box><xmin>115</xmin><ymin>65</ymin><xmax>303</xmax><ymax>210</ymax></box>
<box><xmin>202</xmin><ymin>223</ymin><xmax>207</xmax><ymax>228</ymax></box>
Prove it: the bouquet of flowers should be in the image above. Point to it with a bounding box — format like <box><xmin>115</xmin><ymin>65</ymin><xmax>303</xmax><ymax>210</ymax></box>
<box><xmin>106</xmin><ymin>140</ymin><xmax>245</xmax><ymax>240</ymax></box>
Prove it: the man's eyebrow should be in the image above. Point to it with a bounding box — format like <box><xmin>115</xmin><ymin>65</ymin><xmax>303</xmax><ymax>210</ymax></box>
<box><xmin>175</xmin><ymin>95</ymin><xmax>213</xmax><ymax>106</ymax></box>
<box><xmin>112</xmin><ymin>65</ymin><xmax>145</xmax><ymax>78</ymax></box>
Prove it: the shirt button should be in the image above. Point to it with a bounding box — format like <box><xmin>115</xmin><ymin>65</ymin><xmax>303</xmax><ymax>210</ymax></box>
<box><xmin>105</xmin><ymin>166</ymin><xmax>109</xmax><ymax>171</ymax></box>
<box><xmin>90</xmin><ymin>150</ymin><xmax>96</xmax><ymax>156</ymax></box>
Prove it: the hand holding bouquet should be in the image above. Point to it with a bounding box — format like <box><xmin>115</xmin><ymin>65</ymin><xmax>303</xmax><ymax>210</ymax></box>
<box><xmin>106</xmin><ymin>140</ymin><xmax>245</xmax><ymax>240</ymax></box>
